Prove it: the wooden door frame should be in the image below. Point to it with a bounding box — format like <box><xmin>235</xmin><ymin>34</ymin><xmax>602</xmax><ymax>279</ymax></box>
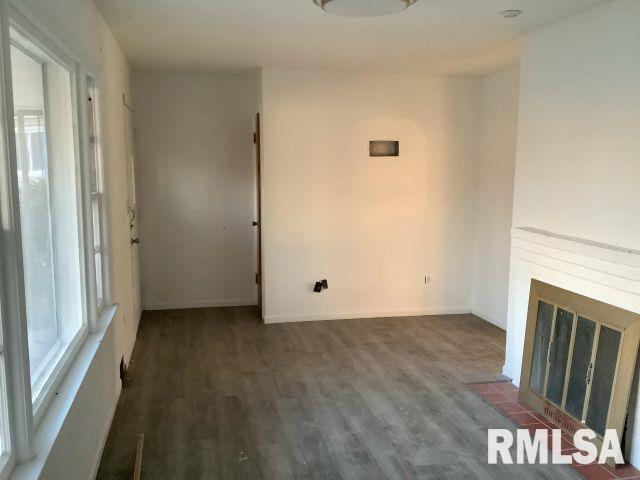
<box><xmin>254</xmin><ymin>113</ymin><xmax>262</xmax><ymax>313</ymax></box>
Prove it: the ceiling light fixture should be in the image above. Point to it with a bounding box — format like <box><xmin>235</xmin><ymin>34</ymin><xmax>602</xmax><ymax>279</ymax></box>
<box><xmin>314</xmin><ymin>0</ymin><xmax>418</xmax><ymax>17</ymax></box>
<box><xmin>500</xmin><ymin>9</ymin><xmax>523</xmax><ymax>19</ymax></box>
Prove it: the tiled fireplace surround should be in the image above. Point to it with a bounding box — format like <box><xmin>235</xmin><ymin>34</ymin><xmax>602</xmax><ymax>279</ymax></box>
<box><xmin>502</xmin><ymin>227</ymin><xmax>640</xmax><ymax>466</ymax></box>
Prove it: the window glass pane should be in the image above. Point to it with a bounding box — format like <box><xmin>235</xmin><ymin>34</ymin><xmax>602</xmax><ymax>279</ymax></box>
<box><xmin>11</xmin><ymin>40</ymin><xmax>84</xmax><ymax>400</ymax></box>
<box><xmin>87</xmin><ymin>94</ymin><xmax>99</xmax><ymax>195</ymax></box>
<box><xmin>95</xmin><ymin>252</ymin><xmax>103</xmax><ymax>309</ymax></box>
<box><xmin>546</xmin><ymin>308</ymin><xmax>574</xmax><ymax>405</ymax></box>
<box><xmin>0</xmin><ymin>354</ymin><xmax>10</xmax><ymax>458</ymax></box>
<box><xmin>530</xmin><ymin>301</ymin><xmax>554</xmax><ymax>394</ymax></box>
<box><xmin>0</xmin><ymin>307</ymin><xmax>8</xmax><ymax>460</ymax></box>
<box><xmin>586</xmin><ymin>326</ymin><xmax>621</xmax><ymax>436</ymax></box>
<box><xmin>91</xmin><ymin>196</ymin><xmax>101</xmax><ymax>252</ymax></box>
<box><xmin>87</xmin><ymin>78</ymin><xmax>105</xmax><ymax>310</ymax></box>
<box><xmin>565</xmin><ymin>316</ymin><xmax>596</xmax><ymax>420</ymax></box>
<box><xmin>0</xmin><ymin>286</ymin><xmax>8</xmax><ymax>463</ymax></box>
<box><xmin>12</xmin><ymin>46</ymin><xmax>57</xmax><ymax>380</ymax></box>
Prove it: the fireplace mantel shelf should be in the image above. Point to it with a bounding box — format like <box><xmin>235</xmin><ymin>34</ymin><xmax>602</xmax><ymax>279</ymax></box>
<box><xmin>513</xmin><ymin>227</ymin><xmax>640</xmax><ymax>269</ymax></box>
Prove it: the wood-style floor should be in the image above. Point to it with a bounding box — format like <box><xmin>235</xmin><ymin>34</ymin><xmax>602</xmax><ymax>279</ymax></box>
<box><xmin>96</xmin><ymin>307</ymin><xmax>579</xmax><ymax>479</ymax></box>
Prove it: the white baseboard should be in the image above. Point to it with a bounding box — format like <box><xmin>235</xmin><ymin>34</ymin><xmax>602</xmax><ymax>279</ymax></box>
<box><xmin>263</xmin><ymin>306</ymin><xmax>471</xmax><ymax>324</ymax></box>
<box><xmin>471</xmin><ymin>306</ymin><xmax>506</xmax><ymax>330</ymax></box>
<box><xmin>144</xmin><ymin>299</ymin><xmax>258</xmax><ymax>311</ymax></box>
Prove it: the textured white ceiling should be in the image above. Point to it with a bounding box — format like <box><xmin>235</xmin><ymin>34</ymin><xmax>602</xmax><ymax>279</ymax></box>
<box><xmin>96</xmin><ymin>0</ymin><xmax>610</xmax><ymax>75</ymax></box>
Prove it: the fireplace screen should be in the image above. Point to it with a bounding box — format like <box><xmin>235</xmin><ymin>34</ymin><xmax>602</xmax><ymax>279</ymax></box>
<box><xmin>520</xmin><ymin>280</ymin><xmax>640</xmax><ymax>461</ymax></box>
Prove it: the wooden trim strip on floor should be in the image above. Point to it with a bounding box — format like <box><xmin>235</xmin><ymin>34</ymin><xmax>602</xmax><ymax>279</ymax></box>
<box><xmin>133</xmin><ymin>434</ymin><xmax>144</xmax><ymax>480</ymax></box>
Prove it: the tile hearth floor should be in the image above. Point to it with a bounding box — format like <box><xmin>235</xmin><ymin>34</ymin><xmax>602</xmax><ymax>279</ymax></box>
<box><xmin>469</xmin><ymin>382</ymin><xmax>640</xmax><ymax>480</ymax></box>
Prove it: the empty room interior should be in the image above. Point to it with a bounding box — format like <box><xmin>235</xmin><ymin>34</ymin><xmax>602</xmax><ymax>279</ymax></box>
<box><xmin>0</xmin><ymin>0</ymin><xmax>639</xmax><ymax>479</ymax></box>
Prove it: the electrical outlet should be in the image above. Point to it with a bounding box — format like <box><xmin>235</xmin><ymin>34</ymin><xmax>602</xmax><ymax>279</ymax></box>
<box><xmin>424</xmin><ymin>275</ymin><xmax>431</xmax><ymax>285</ymax></box>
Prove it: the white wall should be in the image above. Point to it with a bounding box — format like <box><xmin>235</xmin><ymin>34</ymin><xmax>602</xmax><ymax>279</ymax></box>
<box><xmin>507</xmin><ymin>0</ymin><xmax>640</xmax><ymax>394</ymax></box>
<box><xmin>101</xmin><ymin>20</ymin><xmax>140</xmax><ymax>367</ymax></box>
<box><xmin>471</xmin><ymin>67</ymin><xmax>520</xmax><ymax>329</ymax></box>
<box><xmin>8</xmin><ymin>0</ymin><xmax>138</xmax><ymax>478</ymax></box>
<box><xmin>512</xmin><ymin>0</ymin><xmax>640</xmax><ymax>251</ymax></box>
<box><xmin>260</xmin><ymin>67</ymin><xmax>480</xmax><ymax>323</ymax></box>
<box><xmin>132</xmin><ymin>71</ymin><xmax>260</xmax><ymax>310</ymax></box>
<box><xmin>505</xmin><ymin>0</ymin><xmax>640</xmax><ymax>465</ymax></box>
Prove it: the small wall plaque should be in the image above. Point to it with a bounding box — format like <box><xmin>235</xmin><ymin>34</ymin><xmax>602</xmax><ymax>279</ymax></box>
<box><xmin>369</xmin><ymin>140</ymin><xmax>399</xmax><ymax>157</ymax></box>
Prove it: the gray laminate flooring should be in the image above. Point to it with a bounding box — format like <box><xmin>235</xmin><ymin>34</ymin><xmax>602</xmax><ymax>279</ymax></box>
<box><xmin>96</xmin><ymin>307</ymin><xmax>579</xmax><ymax>480</ymax></box>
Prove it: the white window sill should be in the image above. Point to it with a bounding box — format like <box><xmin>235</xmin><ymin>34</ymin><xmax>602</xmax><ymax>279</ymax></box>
<box><xmin>0</xmin><ymin>454</ymin><xmax>15</xmax><ymax>480</ymax></box>
<box><xmin>8</xmin><ymin>305</ymin><xmax>118</xmax><ymax>480</ymax></box>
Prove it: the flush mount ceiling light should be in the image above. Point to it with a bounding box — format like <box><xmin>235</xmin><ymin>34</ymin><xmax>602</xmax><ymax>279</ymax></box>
<box><xmin>314</xmin><ymin>0</ymin><xmax>418</xmax><ymax>17</ymax></box>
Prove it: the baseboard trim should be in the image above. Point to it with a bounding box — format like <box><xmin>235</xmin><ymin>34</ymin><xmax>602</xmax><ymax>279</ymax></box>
<box><xmin>471</xmin><ymin>307</ymin><xmax>506</xmax><ymax>330</ymax></box>
<box><xmin>263</xmin><ymin>307</ymin><xmax>471</xmax><ymax>324</ymax></box>
<box><xmin>144</xmin><ymin>299</ymin><xmax>258</xmax><ymax>311</ymax></box>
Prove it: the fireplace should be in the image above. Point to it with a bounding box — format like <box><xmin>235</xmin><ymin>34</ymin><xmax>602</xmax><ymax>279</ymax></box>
<box><xmin>504</xmin><ymin>227</ymin><xmax>640</xmax><ymax>464</ymax></box>
<box><xmin>519</xmin><ymin>279</ymin><xmax>640</xmax><ymax>464</ymax></box>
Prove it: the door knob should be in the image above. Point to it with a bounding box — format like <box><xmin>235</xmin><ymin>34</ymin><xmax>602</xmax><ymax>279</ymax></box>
<box><xmin>252</xmin><ymin>221</ymin><xmax>259</xmax><ymax>227</ymax></box>
<box><xmin>131</xmin><ymin>238</ymin><xmax>140</xmax><ymax>245</ymax></box>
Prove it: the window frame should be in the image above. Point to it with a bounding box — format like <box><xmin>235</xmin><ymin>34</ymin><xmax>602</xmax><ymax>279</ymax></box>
<box><xmin>0</xmin><ymin>1</ymin><xmax>113</xmax><ymax>475</ymax></box>
<box><xmin>0</xmin><ymin>300</ymin><xmax>14</xmax><ymax>480</ymax></box>
<box><xmin>83</xmin><ymin>76</ymin><xmax>109</xmax><ymax>318</ymax></box>
<box><xmin>7</xmin><ymin>10</ymin><xmax>90</xmax><ymax>427</ymax></box>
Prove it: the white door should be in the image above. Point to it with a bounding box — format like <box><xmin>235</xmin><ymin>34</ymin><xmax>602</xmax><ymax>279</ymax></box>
<box><xmin>124</xmin><ymin>103</ymin><xmax>142</xmax><ymax>320</ymax></box>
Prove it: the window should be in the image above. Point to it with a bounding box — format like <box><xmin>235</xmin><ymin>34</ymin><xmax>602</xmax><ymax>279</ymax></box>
<box><xmin>86</xmin><ymin>78</ymin><xmax>106</xmax><ymax>312</ymax></box>
<box><xmin>0</xmin><ymin>7</ymin><xmax>114</xmax><ymax>479</ymax></box>
<box><xmin>0</xmin><ymin>313</ymin><xmax>10</xmax><ymax>472</ymax></box>
<box><xmin>10</xmin><ymin>32</ymin><xmax>85</xmax><ymax>403</ymax></box>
